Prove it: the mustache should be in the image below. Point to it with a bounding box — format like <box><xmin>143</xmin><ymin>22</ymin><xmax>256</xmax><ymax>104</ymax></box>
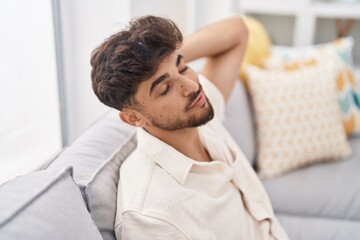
<box><xmin>185</xmin><ymin>83</ymin><xmax>203</xmax><ymax>112</ymax></box>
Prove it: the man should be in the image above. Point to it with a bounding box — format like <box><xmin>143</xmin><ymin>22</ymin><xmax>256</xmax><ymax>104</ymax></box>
<box><xmin>91</xmin><ymin>15</ymin><xmax>288</xmax><ymax>239</ymax></box>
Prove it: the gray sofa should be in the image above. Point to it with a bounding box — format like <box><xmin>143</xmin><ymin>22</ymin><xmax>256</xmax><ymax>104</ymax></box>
<box><xmin>1</xmin><ymin>78</ymin><xmax>359</xmax><ymax>240</ymax></box>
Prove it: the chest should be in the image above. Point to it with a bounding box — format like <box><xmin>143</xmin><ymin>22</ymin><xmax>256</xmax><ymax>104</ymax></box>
<box><xmin>181</xmin><ymin>165</ymin><xmax>267</xmax><ymax>240</ymax></box>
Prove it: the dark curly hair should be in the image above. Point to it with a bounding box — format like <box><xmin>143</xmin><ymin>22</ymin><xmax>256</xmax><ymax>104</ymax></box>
<box><xmin>90</xmin><ymin>15</ymin><xmax>183</xmax><ymax>111</ymax></box>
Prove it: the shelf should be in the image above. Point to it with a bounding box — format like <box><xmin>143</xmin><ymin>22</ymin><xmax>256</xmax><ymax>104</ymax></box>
<box><xmin>312</xmin><ymin>2</ymin><xmax>360</xmax><ymax>19</ymax></box>
<box><xmin>238</xmin><ymin>0</ymin><xmax>360</xmax><ymax>47</ymax></box>
<box><xmin>239</xmin><ymin>0</ymin><xmax>300</xmax><ymax>16</ymax></box>
<box><xmin>239</xmin><ymin>1</ymin><xmax>360</xmax><ymax>19</ymax></box>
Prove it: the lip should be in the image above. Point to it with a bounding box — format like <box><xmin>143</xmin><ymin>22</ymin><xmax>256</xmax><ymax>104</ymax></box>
<box><xmin>188</xmin><ymin>92</ymin><xmax>206</xmax><ymax>110</ymax></box>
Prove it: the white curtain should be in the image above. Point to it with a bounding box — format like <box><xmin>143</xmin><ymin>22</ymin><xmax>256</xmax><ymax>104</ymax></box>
<box><xmin>0</xmin><ymin>0</ymin><xmax>62</xmax><ymax>185</ymax></box>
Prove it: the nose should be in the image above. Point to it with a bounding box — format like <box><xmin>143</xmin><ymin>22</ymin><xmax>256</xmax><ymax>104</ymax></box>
<box><xmin>178</xmin><ymin>76</ymin><xmax>199</xmax><ymax>97</ymax></box>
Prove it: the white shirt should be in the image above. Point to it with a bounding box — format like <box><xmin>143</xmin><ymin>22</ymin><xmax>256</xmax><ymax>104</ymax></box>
<box><xmin>115</xmin><ymin>75</ymin><xmax>288</xmax><ymax>240</ymax></box>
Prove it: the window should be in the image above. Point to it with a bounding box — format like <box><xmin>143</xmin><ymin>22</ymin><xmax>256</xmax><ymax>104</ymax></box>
<box><xmin>0</xmin><ymin>0</ymin><xmax>62</xmax><ymax>184</ymax></box>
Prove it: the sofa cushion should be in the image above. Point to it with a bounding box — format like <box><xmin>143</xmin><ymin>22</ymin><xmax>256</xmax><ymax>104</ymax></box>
<box><xmin>44</xmin><ymin>111</ymin><xmax>137</xmax><ymax>240</ymax></box>
<box><xmin>247</xmin><ymin>62</ymin><xmax>352</xmax><ymax>178</ymax></box>
<box><xmin>263</xmin><ymin>37</ymin><xmax>360</xmax><ymax>137</ymax></box>
<box><xmin>263</xmin><ymin>136</ymin><xmax>360</xmax><ymax>220</ymax></box>
<box><xmin>0</xmin><ymin>167</ymin><xmax>102</xmax><ymax>240</ymax></box>
<box><xmin>224</xmin><ymin>80</ymin><xmax>256</xmax><ymax>165</ymax></box>
<box><xmin>277</xmin><ymin>213</ymin><xmax>360</xmax><ymax>240</ymax></box>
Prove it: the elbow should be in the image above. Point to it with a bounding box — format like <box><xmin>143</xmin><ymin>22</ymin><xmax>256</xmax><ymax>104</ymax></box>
<box><xmin>230</xmin><ymin>16</ymin><xmax>249</xmax><ymax>44</ymax></box>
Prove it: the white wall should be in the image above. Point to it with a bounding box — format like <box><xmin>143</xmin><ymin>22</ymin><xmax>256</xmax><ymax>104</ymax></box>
<box><xmin>60</xmin><ymin>0</ymin><xmax>130</xmax><ymax>143</ymax></box>
<box><xmin>194</xmin><ymin>0</ymin><xmax>236</xmax><ymax>27</ymax></box>
<box><xmin>130</xmin><ymin>0</ymin><xmax>187</xmax><ymax>32</ymax></box>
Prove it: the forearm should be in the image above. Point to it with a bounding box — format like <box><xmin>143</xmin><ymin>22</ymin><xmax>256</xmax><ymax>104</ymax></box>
<box><xmin>179</xmin><ymin>16</ymin><xmax>248</xmax><ymax>63</ymax></box>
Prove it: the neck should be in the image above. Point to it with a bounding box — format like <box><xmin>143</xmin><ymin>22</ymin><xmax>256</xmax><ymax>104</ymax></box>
<box><xmin>144</xmin><ymin>126</ymin><xmax>212</xmax><ymax>163</ymax></box>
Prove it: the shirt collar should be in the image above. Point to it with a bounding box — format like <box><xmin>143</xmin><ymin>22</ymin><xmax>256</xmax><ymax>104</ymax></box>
<box><xmin>136</xmin><ymin>127</ymin><xmax>194</xmax><ymax>185</ymax></box>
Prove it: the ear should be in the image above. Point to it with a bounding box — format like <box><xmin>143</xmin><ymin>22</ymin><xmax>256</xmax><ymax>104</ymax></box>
<box><xmin>119</xmin><ymin>109</ymin><xmax>146</xmax><ymax>127</ymax></box>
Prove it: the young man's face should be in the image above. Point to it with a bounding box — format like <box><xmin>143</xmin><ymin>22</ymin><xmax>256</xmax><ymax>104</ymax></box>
<box><xmin>132</xmin><ymin>51</ymin><xmax>214</xmax><ymax>131</ymax></box>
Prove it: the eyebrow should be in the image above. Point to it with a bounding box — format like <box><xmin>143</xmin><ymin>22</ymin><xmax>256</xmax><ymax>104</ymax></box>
<box><xmin>149</xmin><ymin>55</ymin><xmax>184</xmax><ymax>96</ymax></box>
<box><xmin>176</xmin><ymin>54</ymin><xmax>183</xmax><ymax>67</ymax></box>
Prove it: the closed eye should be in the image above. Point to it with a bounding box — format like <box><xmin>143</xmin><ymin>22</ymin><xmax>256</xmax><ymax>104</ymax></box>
<box><xmin>160</xmin><ymin>85</ymin><xmax>170</xmax><ymax>96</ymax></box>
<box><xmin>180</xmin><ymin>66</ymin><xmax>188</xmax><ymax>74</ymax></box>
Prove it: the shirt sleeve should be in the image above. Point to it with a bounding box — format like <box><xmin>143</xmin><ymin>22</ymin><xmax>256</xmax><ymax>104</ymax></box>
<box><xmin>198</xmin><ymin>74</ymin><xmax>226</xmax><ymax>122</ymax></box>
<box><xmin>120</xmin><ymin>211</ymin><xmax>188</xmax><ymax>240</ymax></box>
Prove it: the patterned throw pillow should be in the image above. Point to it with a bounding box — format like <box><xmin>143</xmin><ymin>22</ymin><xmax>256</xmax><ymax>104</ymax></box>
<box><xmin>247</xmin><ymin>62</ymin><xmax>352</xmax><ymax>179</ymax></box>
<box><xmin>262</xmin><ymin>37</ymin><xmax>360</xmax><ymax>136</ymax></box>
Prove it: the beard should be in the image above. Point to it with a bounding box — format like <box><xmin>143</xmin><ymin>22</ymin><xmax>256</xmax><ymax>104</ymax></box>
<box><xmin>137</xmin><ymin>83</ymin><xmax>215</xmax><ymax>131</ymax></box>
<box><xmin>140</xmin><ymin>95</ymin><xmax>215</xmax><ymax>131</ymax></box>
<box><xmin>151</xmin><ymin>97</ymin><xmax>214</xmax><ymax>131</ymax></box>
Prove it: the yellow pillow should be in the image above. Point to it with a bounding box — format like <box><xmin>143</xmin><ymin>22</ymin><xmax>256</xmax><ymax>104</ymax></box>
<box><xmin>239</xmin><ymin>17</ymin><xmax>271</xmax><ymax>84</ymax></box>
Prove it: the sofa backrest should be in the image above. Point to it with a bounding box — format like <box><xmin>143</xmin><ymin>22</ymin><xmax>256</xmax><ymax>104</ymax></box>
<box><xmin>44</xmin><ymin>111</ymin><xmax>136</xmax><ymax>240</ymax></box>
<box><xmin>224</xmin><ymin>79</ymin><xmax>256</xmax><ymax>164</ymax></box>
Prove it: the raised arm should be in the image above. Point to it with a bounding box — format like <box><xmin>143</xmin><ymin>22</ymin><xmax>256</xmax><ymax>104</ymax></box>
<box><xmin>179</xmin><ymin>16</ymin><xmax>248</xmax><ymax>102</ymax></box>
